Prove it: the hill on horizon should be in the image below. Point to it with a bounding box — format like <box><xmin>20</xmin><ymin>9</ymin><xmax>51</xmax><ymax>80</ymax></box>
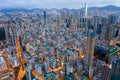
<box><xmin>0</xmin><ymin>5</ymin><xmax>120</xmax><ymax>13</ymax></box>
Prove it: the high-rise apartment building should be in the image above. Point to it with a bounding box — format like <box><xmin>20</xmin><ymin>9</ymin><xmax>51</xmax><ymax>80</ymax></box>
<box><xmin>85</xmin><ymin>30</ymin><xmax>96</xmax><ymax>77</ymax></box>
<box><xmin>44</xmin><ymin>11</ymin><xmax>47</xmax><ymax>25</ymax></box>
<box><xmin>111</xmin><ymin>57</ymin><xmax>120</xmax><ymax>80</ymax></box>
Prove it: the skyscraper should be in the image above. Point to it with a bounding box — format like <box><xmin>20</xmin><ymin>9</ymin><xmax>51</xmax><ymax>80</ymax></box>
<box><xmin>9</xmin><ymin>27</ymin><xmax>15</xmax><ymax>46</ymax></box>
<box><xmin>82</xmin><ymin>3</ymin><xmax>93</xmax><ymax>36</ymax></box>
<box><xmin>61</xmin><ymin>10</ymin><xmax>66</xmax><ymax>22</ymax></box>
<box><xmin>102</xmin><ymin>64</ymin><xmax>111</xmax><ymax>80</ymax></box>
<box><xmin>108</xmin><ymin>14</ymin><xmax>118</xmax><ymax>24</ymax></box>
<box><xmin>4</xmin><ymin>26</ymin><xmax>9</xmax><ymax>40</ymax></box>
<box><xmin>111</xmin><ymin>57</ymin><xmax>120</xmax><ymax>80</ymax></box>
<box><xmin>44</xmin><ymin>11</ymin><xmax>47</xmax><ymax>25</ymax></box>
<box><xmin>85</xmin><ymin>3</ymin><xmax>88</xmax><ymax>16</ymax></box>
<box><xmin>105</xmin><ymin>25</ymin><xmax>116</xmax><ymax>40</ymax></box>
<box><xmin>26</xmin><ymin>64</ymin><xmax>32</xmax><ymax>80</ymax></box>
<box><xmin>86</xmin><ymin>30</ymin><xmax>96</xmax><ymax>77</ymax></box>
<box><xmin>100</xmin><ymin>26</ymin><xmax>107</xmax><ymax>40</ymax></box>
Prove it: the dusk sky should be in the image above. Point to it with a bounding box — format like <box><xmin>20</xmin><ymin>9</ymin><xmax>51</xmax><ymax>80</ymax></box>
<box><xmin>0</xmin><ymin>0</ymin><xmax>120</xmax><ymax>9</ymax></box>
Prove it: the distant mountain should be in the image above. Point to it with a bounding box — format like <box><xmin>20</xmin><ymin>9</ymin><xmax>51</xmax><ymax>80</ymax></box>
<box><xmin>81</xmin><ymin>5</ymin><xmax>120</xmax><ymax>11</ymax></box>
<box><xmin>0</xmin><ymin>5</ymin><xmax>120</xmax><ymax>13</ymax></box>
<box><xmin>0</xmin><ymin>8</ymin><xmax>31</xmax><ymax>13</ymax></box>
<box><xmin>100</xmin><ymin>5</ymin><xmax>120</xmax><ymax>10</ymax></box>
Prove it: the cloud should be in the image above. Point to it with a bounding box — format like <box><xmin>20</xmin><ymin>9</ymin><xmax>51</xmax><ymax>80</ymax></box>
<box><xmin>0</xmin><ymin>0</ymin><xmax>119</xmax><ymax>9</ymax></box>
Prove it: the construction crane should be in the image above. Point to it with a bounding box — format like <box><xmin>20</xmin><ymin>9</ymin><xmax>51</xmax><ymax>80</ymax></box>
<box><xmin>16</xmin><ymin>38</ymin><xmax>26</xmax><ymax>80</ymax></box>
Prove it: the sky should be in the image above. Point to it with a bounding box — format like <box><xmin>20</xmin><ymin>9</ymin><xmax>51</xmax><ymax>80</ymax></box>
<box><xmin>0</xmin><ymin>0</ymin><xmax>120</xmax><ymax>9</ymax></box>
